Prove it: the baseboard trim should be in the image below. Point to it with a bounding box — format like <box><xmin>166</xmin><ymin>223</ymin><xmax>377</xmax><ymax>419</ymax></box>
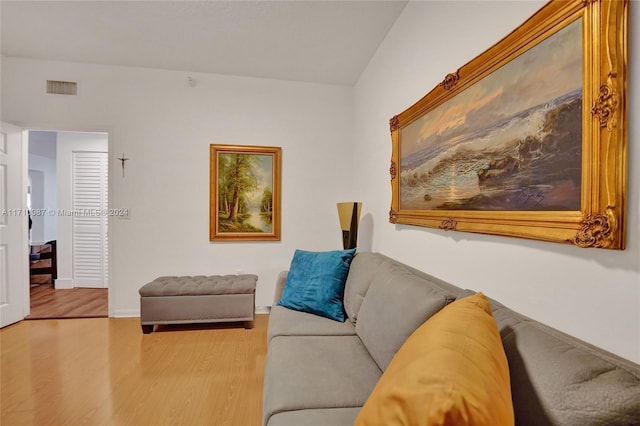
<box><xmin>112</xmin><ymin>309</ymin><xmax>140</xmax><ymax>318</ymax></box>
<box><xmin>255</xmin><ymin>306</ymin><xmax>271</xmax><ymax>314</ymax></box>
<box><xmin>112</xmin><ymin>307</ymin><xmax>271</xmax><ymax>318</ymax></box>
<box><xmin>54</xmin><ymin>278</ymin><xmax>74</xmax><ymax>290</ymax></box>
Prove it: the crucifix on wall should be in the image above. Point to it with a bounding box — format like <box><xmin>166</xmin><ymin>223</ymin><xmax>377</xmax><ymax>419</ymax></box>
<box><xmin>117</xmin><ymin>153</ymin><xmax>129</xmax><ymax>177</ymax></box>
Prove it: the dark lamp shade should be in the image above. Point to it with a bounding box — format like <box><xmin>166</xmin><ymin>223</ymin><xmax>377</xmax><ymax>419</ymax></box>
<box><xmin>337</xmin><ymin>202</ymin><xmax>362</xmax><ymax>250</ymax></box>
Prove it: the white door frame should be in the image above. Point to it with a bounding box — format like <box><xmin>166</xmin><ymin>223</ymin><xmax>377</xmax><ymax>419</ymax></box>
<box><xmin>1</xmin><ymin>122</ymin><xmax>30</xmax><ymax>327</ymax></box>
<box><xmin>24</xmin><ymin>125</ymin><xmax>112</xmax><ymax>317</ymax></box>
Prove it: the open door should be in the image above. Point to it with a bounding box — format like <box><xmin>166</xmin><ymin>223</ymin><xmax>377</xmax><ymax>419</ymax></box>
<box><xmin>0</xmin><ymin>122</ymin><xmax>28</xmax><ymax>327</ymax></box>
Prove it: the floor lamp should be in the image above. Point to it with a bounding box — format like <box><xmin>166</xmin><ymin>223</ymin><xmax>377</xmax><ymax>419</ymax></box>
<box><xmin>337</xmin><ymin>202</ymin><xmax>362</xmax><ymax>250</ymax></box>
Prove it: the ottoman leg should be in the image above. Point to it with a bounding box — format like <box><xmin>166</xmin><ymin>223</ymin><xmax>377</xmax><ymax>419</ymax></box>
<box><xmin>141</xmin><ymin>324</ymin><xmax>154</xmax><ymax>334</ymax></box>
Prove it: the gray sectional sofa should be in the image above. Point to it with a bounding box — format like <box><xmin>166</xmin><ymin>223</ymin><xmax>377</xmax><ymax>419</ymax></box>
<box><xmin>263</xmin><ymin>252</ymin><xmax>640</xmax><ymax>426</ymax></box>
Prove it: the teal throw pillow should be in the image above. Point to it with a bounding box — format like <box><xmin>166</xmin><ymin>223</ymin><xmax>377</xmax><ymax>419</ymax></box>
<box><xmin>277</xmin><ymin>249</ymin><xmax>356</xmax><ymax>322</ymax></box>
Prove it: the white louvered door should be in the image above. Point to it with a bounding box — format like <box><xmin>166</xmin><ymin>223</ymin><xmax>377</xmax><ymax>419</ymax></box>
<box><xmin>72</xmin><ymin>152</ymin><xmax>108</xmax><ymax>288</ymax></box>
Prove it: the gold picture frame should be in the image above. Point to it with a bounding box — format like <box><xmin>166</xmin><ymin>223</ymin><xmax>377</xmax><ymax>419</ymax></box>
<box><xmin>210</xmin><ymin>144</ymin><xmax>282</xmax><ymax>241</ymax></box>
<box><xmin>389</xmin><ymin>0</ymin><xmax>627</xmax><ymax>249</ymax></box>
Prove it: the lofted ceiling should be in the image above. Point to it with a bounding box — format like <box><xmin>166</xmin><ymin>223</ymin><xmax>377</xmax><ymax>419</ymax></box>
<box><xmin>0</xmin><ymin>0</ymin><xmax>408</xmax><ymax>86</ymax></box>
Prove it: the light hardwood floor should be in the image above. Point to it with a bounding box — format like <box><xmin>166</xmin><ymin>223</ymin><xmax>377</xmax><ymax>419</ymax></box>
<box><xmin>1</xmin><ymin>315</ymin><xmax>268</xmax><ymax>426</ymax></box>
<box><xmin>27</xmin><ymin>285</ymin><xmax>108</xmax><ymax>319</ymax></box>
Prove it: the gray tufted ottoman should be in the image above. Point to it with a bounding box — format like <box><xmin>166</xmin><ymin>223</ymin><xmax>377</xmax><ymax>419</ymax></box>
<box><xmin>138</xmin><ymin>274</ymin><xmax>258</xmax><ymax>333</ymax></box>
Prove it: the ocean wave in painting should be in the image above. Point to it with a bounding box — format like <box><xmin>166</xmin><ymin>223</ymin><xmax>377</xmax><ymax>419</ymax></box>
<box><xmin>400</xmin><ymin>89</ymin><xmax>582</xmax><ymax>211</ymax></box>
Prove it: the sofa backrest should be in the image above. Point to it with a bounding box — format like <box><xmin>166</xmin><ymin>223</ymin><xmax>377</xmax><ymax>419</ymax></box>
<box><xmin>343</xmin><ymin>252</ymin><xmax>462</xmax><ymax>325</ymax></box>
<box><xmin>489</xmin><ymin>297</ymin><xmax>640</xmax><ymax>425</ymax></box>
<box><xmin>342</xmin><ymin>252</ymin><xmax>384</xmax><ymax>324</ymax></box>
<box><xmin>272</xmin><ymin>270</ymin><xmax>288</xmax><ymax>305</ymax></box>
<box><xmin>348</xmin><ymin>253</ymin><xmax>459</xmax><ymax>371</ymax></box>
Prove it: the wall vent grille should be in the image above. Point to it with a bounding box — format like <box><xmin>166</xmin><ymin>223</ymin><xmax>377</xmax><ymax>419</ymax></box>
<box><xmin>46</xmin><ymin>80</ymin><xmax>77</xmax><ymax>95</ymax></box>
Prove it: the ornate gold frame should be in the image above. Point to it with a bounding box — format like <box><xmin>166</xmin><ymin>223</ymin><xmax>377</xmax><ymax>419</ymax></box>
<box><xmin>210</xmin><ymin>144</ymin><xmax>282</xmax><ymax>241</ymax></box>
<box><xmin>389</xmin><ymin>0</ymin><xmax>627</xmax><ymax>249</ymax></box>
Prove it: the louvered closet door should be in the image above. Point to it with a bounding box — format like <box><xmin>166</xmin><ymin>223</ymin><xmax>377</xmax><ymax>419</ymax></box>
<box><xmin>72</xmin><ymin>152</ymin><xmax>108</xmax><ymax>288</ymax></box>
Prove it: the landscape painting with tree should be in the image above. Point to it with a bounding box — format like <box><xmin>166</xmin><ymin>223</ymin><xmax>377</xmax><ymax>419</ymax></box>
<box><xmin>210</xmin><ymin>145</ymin><xmax>281</xmax><ymax>241</ymax></box>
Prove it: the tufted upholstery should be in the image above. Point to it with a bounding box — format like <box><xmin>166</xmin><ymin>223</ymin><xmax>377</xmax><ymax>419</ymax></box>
<box><xmin>139</xmin><ymin>275</ymin><xmax>257</xmax><ymax>296</ymax></box>
<box><xmin>139</xmin><ymin>274</ymin><xmax>258</xmax><ymax>333</ymax></box>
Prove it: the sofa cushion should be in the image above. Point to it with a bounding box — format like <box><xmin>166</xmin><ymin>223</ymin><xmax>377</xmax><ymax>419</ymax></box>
<box><xmin>355</xmin><ymin>260</ymin><xmax>456</xmax><ymax>371</ymax></box>
<box><xmin>277</xmin><ymin>249</ymin><xmax>356</xmax><ymax>322</ymax></box>
<box><xmin>263</xmin><ymin>335</ymin><xmax>381</xmax><ymax>426</ymax></box>
<box><xmin>491</xmin><ymin>299</ymin><xmax>640</xmax><ymax>426</ymax></box>
<box><xmin>355</xmin><ymin>292</ymin><xmax>513</xmax><ymax>426</ymax></box>
<box><xmin>267</xmin><ymin>305</ymin><xmax>355</xmax><ymax>345</ymax></box>
<box><xmin>267</xmin><ymin>408</ymin><xmax>361</xmax><ymax>426</ymax></box>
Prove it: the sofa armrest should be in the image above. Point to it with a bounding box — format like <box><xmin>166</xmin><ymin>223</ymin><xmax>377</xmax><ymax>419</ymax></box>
<box><xmin>273</xmin><ymin>270</ymin><xmax>288</xmax><ymax>305</ymax></box>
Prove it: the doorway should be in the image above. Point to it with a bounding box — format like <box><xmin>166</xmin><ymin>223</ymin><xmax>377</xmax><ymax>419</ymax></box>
<box><xmin>26</xmin><ymin>130</ymin><xmax>109</xmax><ymax>319</ymax></box>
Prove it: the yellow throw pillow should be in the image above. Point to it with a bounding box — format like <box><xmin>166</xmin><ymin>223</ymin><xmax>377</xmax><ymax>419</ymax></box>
<box><xmin>355</xmin><ymin>292</ymin><xmax>513</xmax><ymax>426</ymax></box>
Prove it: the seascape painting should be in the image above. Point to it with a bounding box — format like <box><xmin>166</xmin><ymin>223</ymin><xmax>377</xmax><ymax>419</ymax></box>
<box><xmin>400</xmin><ymin>19</ymin><xmax>583</xmax><ymax>211</ymax></box>
<box><xmin>210</xmin><ymin>145</ymin><xmax>281</xmax><ymax>241</ymax></box>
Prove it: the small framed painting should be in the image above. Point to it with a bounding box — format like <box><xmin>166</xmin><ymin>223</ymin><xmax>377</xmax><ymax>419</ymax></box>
<box><xmin>210</xmin><ymin>144</ymin><xmax>282</xmax><ymax>241</ymax></box>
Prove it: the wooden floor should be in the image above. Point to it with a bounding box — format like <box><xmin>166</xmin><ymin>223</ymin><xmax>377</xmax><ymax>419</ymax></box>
<box><xmin>27</xmin><ymin>285</ymin><xmax>108</xmax><ymax>319</ymax></box>
<box><xmin>1</xmin><ymin>315</ymin><xmax>268</xmax><ymax>426</ymax></box>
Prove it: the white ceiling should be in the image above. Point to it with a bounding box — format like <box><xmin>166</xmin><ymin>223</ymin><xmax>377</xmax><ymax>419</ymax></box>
<box><xmin>1</xmin><ymin>0</ymin><xmax>408</xmax><ymax>86</ymax></box>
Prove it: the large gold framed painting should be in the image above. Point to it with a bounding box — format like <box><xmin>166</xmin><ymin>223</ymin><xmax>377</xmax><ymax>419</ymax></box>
<box><xmin>389</xmin><ymin>0</ymin><xmax>627</xmax><ymax>249</ymax></box>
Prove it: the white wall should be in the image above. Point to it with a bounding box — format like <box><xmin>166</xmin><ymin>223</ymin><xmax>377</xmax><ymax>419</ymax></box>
<box><xmin>28</xmin><ymin>169</ymin><xmax>44</xmax><ymax>243</ymax></box>
<box><xmin>354</xmin><ymin>0</ymin><xmax>639</xmax><ymax>363</ymax></box>
<box><xmin>28</xmin><ymin>154</ymin><xmax>56</xmax><ymax>243</ymax></box>
<box><xmin>55</xmin><ymin>131</ymin><xmax>108</xmax><ymax>289</ymax></box>
<box><xmin>2</xmin><ymin>0</ymin><xmax>637</xmax><ymax>363</ymax></box>
<box><xmin>29</xmin><ymin>130</ymin><xmax>58</xmax><ymax>243</ymax></box>
<box><xmin>1</xmin><ymin>58</ymin><xmax>354</xmax><ymax>314</ymax></box>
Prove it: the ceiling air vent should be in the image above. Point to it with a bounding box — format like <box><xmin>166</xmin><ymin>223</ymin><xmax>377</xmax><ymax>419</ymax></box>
<box><xmin>46</xmin><ymin>80</ymin><xmax>78</xmax><ymax>95</ymax></box>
